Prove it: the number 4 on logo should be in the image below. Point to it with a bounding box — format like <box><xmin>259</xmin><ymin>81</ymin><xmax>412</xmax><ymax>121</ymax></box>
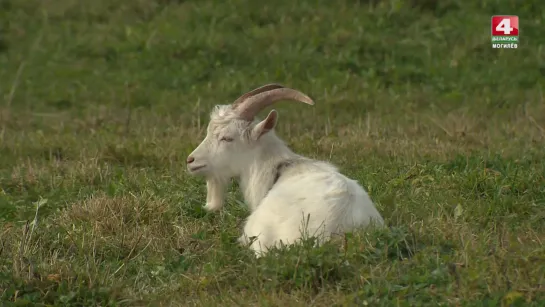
<box><xmin>496</xmin><ymin>18</ymin><xmax>513</xmax><ymax>34</ymax></box>
<box><xmin>491</xmin><ymin>16</ymin><xmax>519</xmax><ymax>36</ymax></box>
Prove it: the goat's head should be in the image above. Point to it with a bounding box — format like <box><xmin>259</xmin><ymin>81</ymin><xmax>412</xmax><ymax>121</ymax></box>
<box><xmin>186</xmin><ymin>83</ymin><xmax>314</xmax><ymax>177</ymax></box>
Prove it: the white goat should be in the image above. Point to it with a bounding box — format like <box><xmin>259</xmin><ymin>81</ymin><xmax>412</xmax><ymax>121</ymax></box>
<box><xmin>186</xmin><ymin>84</ymin><xmax>384</xmax><ymax>256</ymax></box>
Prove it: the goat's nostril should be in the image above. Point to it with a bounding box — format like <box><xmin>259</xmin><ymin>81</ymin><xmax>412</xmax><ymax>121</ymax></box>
<box><xmin>186</xmin><ymin>156</ymin><xmax>195</xmax><ymax>164</ymax></box>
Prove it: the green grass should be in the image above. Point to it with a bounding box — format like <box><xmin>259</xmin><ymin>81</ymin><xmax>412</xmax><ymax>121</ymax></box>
<box><xmin>1</xmin><ymin>0</ymin><xmax>544</xmax><ymax>305</ymax></box>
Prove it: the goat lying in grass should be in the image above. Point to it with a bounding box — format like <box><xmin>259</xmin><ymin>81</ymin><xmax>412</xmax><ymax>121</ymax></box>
<box><xmin>186</xmin><ymin>84</ymin><xmax>384</xmax><ymax>256</ymax></box>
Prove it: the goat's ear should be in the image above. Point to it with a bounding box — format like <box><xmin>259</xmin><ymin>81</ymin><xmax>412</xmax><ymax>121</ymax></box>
<box><xmin>251</xmin><ymin>110</ymin><xmax>278</xmax><ymax>140</ymax></box>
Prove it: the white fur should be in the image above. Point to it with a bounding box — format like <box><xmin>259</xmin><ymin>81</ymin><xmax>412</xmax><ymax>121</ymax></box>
<box><xmin>187</xmin><ymin>105</ymin><xmax>384</xmax><ymax>256</ymax></box>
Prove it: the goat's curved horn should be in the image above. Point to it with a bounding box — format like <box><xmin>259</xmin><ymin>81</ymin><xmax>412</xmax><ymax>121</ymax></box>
<box><xmin>235</xmin><ymin>87</ymin><xmax>314</xmax><ymax>121</ymax></box>
<box><xmin>232</xmin><ymin>83</ymin><xmax>286</xmax><ymax>108</ymax></box>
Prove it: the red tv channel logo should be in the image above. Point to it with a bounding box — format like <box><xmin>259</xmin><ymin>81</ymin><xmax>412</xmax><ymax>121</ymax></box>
<box><xmin>491</xmin><ymin>16</ymin><xmax>519</xmax><ymax>48</ymax></box>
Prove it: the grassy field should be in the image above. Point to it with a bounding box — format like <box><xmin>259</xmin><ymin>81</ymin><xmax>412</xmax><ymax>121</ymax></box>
<box><xmin>1</xmin><ymin>0</ymin><xmax>544</xmax><ymax>305</ymax></box>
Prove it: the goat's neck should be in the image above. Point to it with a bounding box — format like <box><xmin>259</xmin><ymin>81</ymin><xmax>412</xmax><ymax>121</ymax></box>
<box><xmin>238</xmin><ymin>133</ymin><xmax>297</xmax><ymax>211</ymax></box>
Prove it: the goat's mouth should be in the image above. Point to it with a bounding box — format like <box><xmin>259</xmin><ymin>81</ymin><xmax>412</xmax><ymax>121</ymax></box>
<box><xmin>188</xmin><ymin>164</ymin><xmax>206</xmax><ymax>173</ymax></box>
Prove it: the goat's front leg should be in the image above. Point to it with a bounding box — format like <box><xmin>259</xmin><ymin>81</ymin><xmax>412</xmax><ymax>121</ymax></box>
<box><xmin>204</xmin><ymin>177</ymin><xmax>228</xmax><ymax>212</ymax></box>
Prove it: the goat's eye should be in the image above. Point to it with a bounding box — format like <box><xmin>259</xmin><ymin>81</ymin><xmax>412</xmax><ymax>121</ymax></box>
<box><xmin>220</xmin><ymin>136</ymin><xmax>234</xmax><ymax>142</ymax></box>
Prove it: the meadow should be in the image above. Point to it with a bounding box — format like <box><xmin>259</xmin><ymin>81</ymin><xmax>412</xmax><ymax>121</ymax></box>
<box><xmin>1</xmin><ymin>0</ymin><xmax>544</xmax><ymax>305</ymax></box>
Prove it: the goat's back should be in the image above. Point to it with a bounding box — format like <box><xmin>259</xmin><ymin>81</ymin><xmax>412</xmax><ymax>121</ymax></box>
<box><xmin>243</xmin><ymin>161</ymin><xmax>384</xmax><ymax>251</ymax></box>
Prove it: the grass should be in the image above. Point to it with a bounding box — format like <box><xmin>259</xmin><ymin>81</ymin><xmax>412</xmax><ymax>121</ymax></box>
<box><xmin>1</xmin><ymin>0</ymin><xmax>544</xmax><ymax>305</ymax></box>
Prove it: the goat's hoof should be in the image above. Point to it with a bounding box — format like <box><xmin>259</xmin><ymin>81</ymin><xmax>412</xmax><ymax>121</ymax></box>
<box><xmin>203</xmin><ymin>203</ymin><xmax>221</xmax><ymax>212</ymax></box>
